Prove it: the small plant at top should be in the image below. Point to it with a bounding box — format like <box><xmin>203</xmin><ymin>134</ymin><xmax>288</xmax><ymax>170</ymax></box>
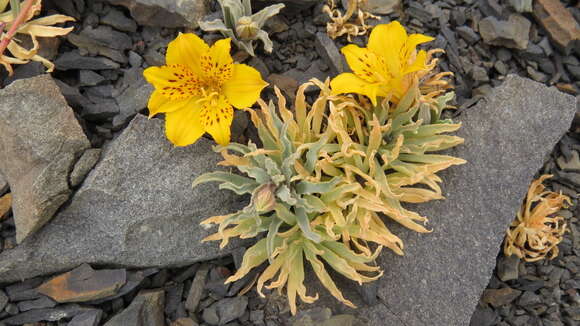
<box><xmin>323</xmin><ymin>0</ymin><xmax>379</xmax><ymax>41</ymax></box>
<box><xmin>199</xmin><ymin>0</ymin><xmax>285</xmax><ymax>57</ymax></box>
<box><xmin>143</xmin><ymin>33</ymin><xmax>268</xmax><ymax>146</ymax></box>
<box><xmin>504</xmin><ymin>175</ymin><xmax>571</xmax><ymax>262</ymax></box>
<box><xmin>0</xmin><ymin>0</ymin><xmax>74</xmax><ymax>75</ymax></box>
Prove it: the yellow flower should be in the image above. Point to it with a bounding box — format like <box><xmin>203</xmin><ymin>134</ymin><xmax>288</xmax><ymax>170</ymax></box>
<box><xmin>143</xmin><ymin>33</ymin><xmax>268</xmax><ymax>146</ymax></box>
<box><xmin>330</xmin><ymin>21</ymin><xmax>433</xmax><ymax>106</ymax></box>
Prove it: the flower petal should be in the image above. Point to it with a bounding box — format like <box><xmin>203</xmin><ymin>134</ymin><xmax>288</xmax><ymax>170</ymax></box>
<box><xmin>200</xmin><ymin>95</ymin><xmax>234</xmax><ymax>146</ymax></box>
<box><xmin>367</xmin><ymin>22</ymin><xmax>407</xmax><ymax>74</ymax></box>
<box><xmin>330</xmin><ymin>73</ymin><xmax>385</xmax><ymax>106</ymax></box>
<box><xmin>341</xmin><ymin>44</ymin><xmax>386</xmax><ymax>84</ymax></box>
<box><xmin>165</xmin><ymin>104</ymin><xmax>205</xmax><ymax>147</ymax></box>
<box><xmin>404</xmin><ymin>34</ymin><xmax>434</xmax><ymax>59</ymax></box>
<box><xmin>201</xmin><ymin>38</ymin><xmax>234</xmax><ymax>84</ymax></box>
<box><xmin>223</xmin><ymin>63</ymin><xmax>268</xmax><ymax>109</ymax></box>
<box><xmin>147</xmin><ymin>90</ymin><xmax>201</xmax><ymax>118</ymax></box>
<box><xmin>402</xmin><ymin>50</ymin><xmax>428</xmax><ymax>75</ymax></box>
<box><xmin>166</xmin><ymin>33</ymin><xmax>209</xmax><ymax>75</ymax></box>
<box><xmin>144</xmin><ymin>65</ymin><xmax>202</xmax><ymax>100</ymax></box>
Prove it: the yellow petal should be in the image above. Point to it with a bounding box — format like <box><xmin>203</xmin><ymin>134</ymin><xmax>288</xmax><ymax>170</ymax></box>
<box><xmin>165</xmin><ymin>105</ymin><xmax>205</xmax><ymax>147</ymax></box>
<box><xmin>200</xmin><ymin>95</ymin><xmax>234</xmax><ymax>146</ymax></box>
<box><xmin>404</xmin><ymin>34</ymin><xmax>434</xmax><ymax>60</ymax></box>
<box><xmin>199</xmin><ymin>38</ymin><xmax>234</xmax><ymax>84</ymax></box>
<box><xmin>147</xmin><ymin>90</ymin><xmax>198</xmax><ymax>118</ymax></box>
<box><xmin>223</xmin><ymin>64</ymin><xmax>268</xmax><ymax>109</ymax></box>
<box><xmin>341</xmin><ymin>44</ymin><xmax>385</xmax><ymax>84</ymax></box>
<box><xmin>143</xmin><ymin>65</ymin><xmax>201</xmax><ymax>99</ymax></box>
<box><xmin>330</xmin><ymin>73</ymin><xmax>385</xmax><ymax>106</ymax></box>
<box><xmin>402</xmin><ymin>50</ymin><xmax>428</xmax><ymax>75</ymax></box>
<box><xmin>367</xmin><ymin>22</ymin><xmax>407</xmax><ymax>74</ymax></box>
<box><xmin>166</xmin><ymin>33</ymin><xmax>209</xmax><ymax>75</ymax></box>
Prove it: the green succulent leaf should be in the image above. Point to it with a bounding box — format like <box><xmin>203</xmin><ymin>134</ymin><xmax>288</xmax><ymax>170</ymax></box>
<box><xmin>296</xmin><ymin>177</ymin><xmax>342</xmax><ymax>195</ymax></box>
<box><xmin>193</xmin><ymin>172</ymin><xmax>258</xmax><ymax>195</ymax></box>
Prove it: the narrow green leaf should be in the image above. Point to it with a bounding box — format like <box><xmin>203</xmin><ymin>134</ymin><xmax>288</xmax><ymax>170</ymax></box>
<box><xmin>296</xmin><ymin>177</ymin><xmax>341</xmax><ymax>195</ymax></box>
<box><xmin>192</xmin><ymin>172</ymin><xmax>258</xmax><ymax>195</ymax></box>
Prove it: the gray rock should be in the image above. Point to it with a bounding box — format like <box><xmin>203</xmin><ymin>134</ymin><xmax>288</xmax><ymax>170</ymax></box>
<box><xmin>482</xmin><ymin>288</ymin><xmax>522</xmax><ymax>307</ymax></box>
<box><xmin>0</xmin><ymin>290</ymin><xmax>8</xmax><ymax>312</ymax></box>
<box><xmin>202</xmin><ymin>296</ymin><xmax>248</xmax><ymax>325</ymax></box>
<box><xmin>67</xmin><ymin>33</ymin><xmax>128</xmax><ymax>64</ymax></box>
<box><xmin>479</xmin><ymin>14</ymin><xmax>531</xmax><ymax>50</ymax></box>
<box><xmin>517</xmin><ymin>291</ymin><xmax>542</xmax><ymax>307</ymax></box>
<box><xmin>79</xmin><ymin>26</ymin><xmax>133</xmax><ymax>51</ymax></box>
<box><xmin>360</xmin><ymin>0</ymin><xmax>400</xmax><ymax>14</ymax></box>
<box><xmin>4</xmin><ymin>277</ymin><xmax>43</xmax><ymax>301</ymax></box>
<box><xmin>16</xmin><ymin>296</ymin><xmax>57</xmax><ymax>312</ymax></box>
<box><xmin>103</xmin><ymin>0</ymin><xmax>208</xmax><ymax>28</ymax></box>
<box><xmin>315</xmin><ymin>32</ymin><xmax>346</xmax><ymax>75</ymax></box>
<box><xmin>509</xmin><ymin>0</ymin><xmax>533</xmax><ymax>13</ymax></box>
<box><xmin>469</xmin><ymin>305</ymin><xmax>499</xmax><ymax>326</ymax></box>
<box><xmin>0</xmin><ymin>305</ymin><xmax>96</xmax><ymax>325</ymax></box>
<box><xmin>103</xmin><ymin>289</ymin><xmax>164</xmax><ymax>326</ymax></box>
<box><xmin>101</xmin><ymin>8</ymin><xmax>138</xmax><ymax>32</ymax></box>
<box><xmin>497</xmin><ymin>255</ymin><xmax>520</xmax><ymax>281</ymax></box>
<box><xmin>55</xmin><ymin>80</ymin><xmax>93</xmax><ymax>109</ymax></box>
<box><xmin>456</xmin><ymin>26</ymin><xmax>481</xmax><ymax>44</ymax></box>
<box><xmin>185</xmin><ymin>264</ymin><xmax>210</xmax><ymax>313</ymax></box>
<box><xmin>67</xmin><ymin>310</ymin><xmax>103</xmax><ymax>326</ymax></box>
<box><xmin>0</xmin><ymin>75</ymin><xmax>91</xmax><ymax>243</ymax></box>
<box><xmin>0</xmin><ymin>173</ymin><xmax>8</xmax><ymax>194</ymax></box>
<box><xmin>301</xmin><ymin>75</ymin><xmax>576</xmax><ymax>325</ymax></box>
<box><xmin>128</xmin><ymin>51</ymin><xmax>143</xmax><ymax>68</ymax></box>
<box><xmin>55</xmin><ymin>51</ymin><xmax>121</xmax><ymax>70</ymax></box>
<box><xmin>254</xmin><ymin>0</ymin><xmax>317</xmax><ymax>13</ymax></box>
<box><xmin>70</xmin><ymin>149</ymin><xmax>102</xmax><ymax>187</ymax></box>
<box><xmin>0</xmin><ymin>115</ymin><xmax>240</xmax><ymax>283</ymax></box>
<box><xmin>81</xmin><ymin>99</ymin><xmax>120</xmax><ymax>121</ymax></box>
<box><xmin>113</xmin><ymin>68</ymin><xmax>154</xmax><ymax>129</ymax></box>
<box><xmin>79</xmin><ymin>70</ymin><xmax>105</xmax><ymax>86</ymax></box>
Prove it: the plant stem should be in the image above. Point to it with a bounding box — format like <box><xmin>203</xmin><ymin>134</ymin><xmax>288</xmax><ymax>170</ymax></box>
<box><xmin>0</xmin><ymin>0</ymin><xmax>35</xmax><ymax>58</ymax></box>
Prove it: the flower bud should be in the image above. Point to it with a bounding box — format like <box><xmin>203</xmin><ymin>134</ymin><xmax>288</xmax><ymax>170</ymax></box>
<box><xmin>236</xmin><ymin>16</ymin><xmax>259</xmax><ymax>40</ymax></box>
<box><xmin>252</xmin><ymin>183</ymin><xmax>277</xmax><ymax>213</ymax></box>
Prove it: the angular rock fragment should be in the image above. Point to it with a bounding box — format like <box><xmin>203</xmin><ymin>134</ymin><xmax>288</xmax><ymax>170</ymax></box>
<box><xmin>16</xmin><ymin>295</ymin><xmax>57</xmax><ymax>312</ymax></box>
<box><xmin>479</xmin><ymin>14</ymin><xmax>531</xmax><ymax>50</ymax></box>
<box><xmin>185</xmin><ymin>264</ymin><xmax>210</xmax><ymax>313</ymax></box>
<box><xmin>37</xmin><ymin>264</ymin><xmax>126</xmax><ymax>303</ymax></box>
<box><xmin>0</xmin><ymin>75</ymin><xmax>91</xmax><ymax>243</ymax></box>
<box><xmin>0</xmin><ymin>115</ymin><xmax>240</xmax><ymax>283</ymax></box>
<box><xmin>112</xmin><ymin>67</ymin><xmax>154</xmax><ymax>129</ymax></box>
<box><xmin>314</xmin><ymin>32</ymin><xmax>346</xmax><ymax>75</ymax></box>
<box><xmin>0</xmin><ymin>304</ymin><xmax>96</xmax><ymax>325</ymax></box>
<box><xmin>300</xmin><ymin>75</ymin><xmax>576</xmax><ymax>325</ymax></box>
<box><xmin>69</xmin><ymin>149</ymin><xmax>101</xmax><ymax>187</ymax></box>
<box><xmin>103</xmin><ymin>0</ymin><xmax>208</xmax><ymax>28</ymax></box>
<box><xmin>68</xmin><ymin>310</ymin><xmax>103</xmax><ymax>326</ymax></box>
<box><xmin>202</xmin><ymin>296</ymin><xmax>248</xmax><ymax>325</ymax></box>
<box><xmin>103</xmin><ymin>289</ymin><xmax>164</xmax><ymax>326</ymax></box>
<box><xmin>533</xmin><ymin>0</ymin><xmax>580</xmax><ymax>54</ymax></box>
<box><xmin>0</xmin><ymin>290</ymin><xmax>8</xmax><ymax>312</ymax></box>
<box><xmin>55</xmin><ymin>51</ymin><xmax>121</xmax><ymax>70</ymax></box>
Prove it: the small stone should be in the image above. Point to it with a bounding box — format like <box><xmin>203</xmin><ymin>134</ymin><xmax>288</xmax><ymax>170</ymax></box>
<box><xmin>557</xmin><ymin>151</ymin><xmax>580</xmax><ymax>170</ymax></box>
<box><xmin>79</xmin><ymin>26</ymin><xmax>132</xmax><ymax>51</ymax></box>
<box><xmin>4</xmin><ymin>303</ymin><xmax>19</xmax><ymax>315</ymax></box>
<box><xmin>67</xmin><ymin>310</ymin><xmax>103</xmax><ymax>326</ymax></box>
<box><xmin>173</xmin><ymin>264</ymin><xmax>199</xmax><ymax>283</ymax></box>
<box><xmin>360</xmin><ymin>0</ymin><xmax>401</xmax><ymax>15</ymax></box>
<box><xmin>314</xmin><ymin>32</ymin><xmax>345</xmax><ymax>75</ymax></box>
<box><xmin>82</xmin><ymin>99</ymin><xmax>120</xmax><ymax>121</ymax></box>
<box><xmin>69</xmin><ymin>149</ymin><xmax>101</xmax><ymax>187</ymax></box>
<box><xmin>103</xmin><ymin>0</ymin><xmax>208</xmax><ymax>28</ymax></box>
<box><xmin>469</xmin><ymin>305</ymin><xmax>498</xmax><ymax>326</ymax></box>
<box><xmin>494</xmin><ymin>61</ymin><xmax>509</xmax><ymax>75</ymax></box>
<box><xmin>16</xmin><ymin>296</ymin><xmax>57</xmax><ymax>312</ymax></box>
<box><xmin>482</xmin><ymin>288</ymin><xmax>522</xmax><ymax>307</ymax></box>
<box><xmin>67</xmin><ymin>33</ymin><xmax>127</xmax><ymax>64</ymax></box>
<box><xmin>509</xmin><ymin>0</ymin><xmax>533</xmax><ymax>13</ymax></box>
<box><xmin>497</xmin><ymin>255</ymin><xmax>520</xmax><ymax>282</ymax></box>
<box><xmin>497</xmin><ymin>49</ymin><xmax>512</xmax><ymax>61</ymax></box>
<box><xmin>322</xmin><ymin>315</ymin><xmax>358</xmax><ymax>326</ymax></box>
<box><xmin>533</xmin><ymin>0</ymin><xmax>580</xmax><ymax>54</ymax></box>
<box><xmin>79</xmin><ymin>70</ymin><xmax>105</xmax><ymax>86</ymax></box>
<box><xmin>526</xmin><ymin>66</ymin><xmax>548</xmax><ymax>83</ymax></box>
<box><xmin>37</xmin><ymin>264</ymin><xmax>127</xmax><ymax>303</ymax></box>
<box><xmin>171</xmin><ymin>318</ymin><xmax>198</xmax><ymax>326</ymax></box>
<box><xmin>128</xmin><ymin>51</ymin><xmax>143</xmax><ymax>68</ymax></box>
<box><xmin>103</xmin><ymin>289</ymin><xmax>164</xmax><ymax>326</ymax></box>
<box><xmin>250</xmin><ymin>310</ymin><xmax>264</xmax><ymax>325</ymax></box>
<box><xmin>479</xmin><ymin>14</ymin><xmax>531</xmax><ymax>50</ymax></box>
<box><xmin>456</xmin><ymin>26</ymin><xmax>480</xmax><ymax>44</ymax></box>
<box><xmin>0</xmin><ymin>304</ymin><xmax>95</xmax><ymax>325</ymax></box>
<box><xmin>471</xmin><ymin>66</ymin><xmax>489</xmax><ymax>83</ymax></box>
<box><xmin>101</xmin><ymin>8</ymin><xmax>138</xmax><ymax>32</ymax></box>
<box><xmin>113</xmin><ymin>68</ymin><xmax>154</xmax><ymax>129</ymax></box>
<box><xmin>185</xmin><ymin>264</ymin><xmax>210</xmax><ymax>312</ymax></box>
<box><xmin>268</xmin><ymin>73</ymin><xmax>299</xmax><ymax>98</ymax></box>
<box><xmin>55</xmin><ymin>51</ymin><xmax>120</xmax><ymax>70</ymax></box>
<box><xmin>202</xmin><ymin>296</ymin><xmax>248</xmax><ymax>325</ymax></box>
<box><xmin>517</xmin><ymin>291</ymin><xmax>542</xmax><ymax>307</ymax></box>
<box><xmin>0</xmin><ymin>290</ymin><xmax>8</xmax><ymax>312</ymax></box>
<box><xmin>4</xmin><ymin>277</ymin><xmax>44</xmax><ymax>302</ymax></box>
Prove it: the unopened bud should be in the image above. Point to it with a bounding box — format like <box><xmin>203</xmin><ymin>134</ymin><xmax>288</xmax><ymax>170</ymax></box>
<box><xmin>236</xmin><ymin>16</ymin><xmax>259</xmax><ymax>40</ymax></box>
<box><xmin>253</xmin><ymin>183</ymin><xmax>276</xmax><ymax>213</ymax></box>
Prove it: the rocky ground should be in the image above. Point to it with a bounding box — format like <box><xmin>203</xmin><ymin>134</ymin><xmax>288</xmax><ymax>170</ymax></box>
<box><xmin>0</xmin><ymin>0</ymin><xmax>578</xmax><ymax>325</ymax></box>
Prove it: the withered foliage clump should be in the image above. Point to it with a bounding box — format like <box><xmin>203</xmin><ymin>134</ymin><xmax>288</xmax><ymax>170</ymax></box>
<box><xmin>194</xmin><ymin>78</ymin><xmax>464</xmax><ymax>313</ymax></box>
<box><xmin>323</xmin><ymin>0</ymin><xmax>379</xmax><ymax>41</ymax></box>
<box><xmin>0</xmin><ymin>0</ymin><xmax>74</xmax><ymax>75</ymax></box>
<box><xmin>504</xmin><ymin>175</ymin><xmax>571</xmax><ymax>262</ymax></box>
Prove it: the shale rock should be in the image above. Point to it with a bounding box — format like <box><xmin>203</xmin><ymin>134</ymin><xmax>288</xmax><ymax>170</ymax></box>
<box><xmin>533</xmin><ymin>0</ymin><xmax>580</xmax><ymax>54</ymax></box>
<box><xmin>103</xmin><ymin>289</ymin><xmax>164</xmax><ymax>326</ymax></box>
<box><xmin>0</xmin><ymin>75</ymin><xmax>91</xmax><ymax>243</ymax></box>
<box><xmin>479</xmin><ymin>14</ymin><xmax>531</xmax><ymax>50</ymax></box>
<box><xmin>301</xmin><ymin>75</ymin><xmax>576</xmax><ymax>326</ymax></box>
<box><xmin>103</xmin><ymin>0</ymin><xmax>208</xmax><ymax>28</ymax></box>
<box><xmin>0</xmin><ymin>115</ymin><xmax>240</xmax><ymax>283</ymax></box>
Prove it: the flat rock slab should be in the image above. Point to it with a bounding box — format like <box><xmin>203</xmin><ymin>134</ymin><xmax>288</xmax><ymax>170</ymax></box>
<box><xmin>0</xmin><ymin>75</ymin><xmax>91</xmax><ymax>243</ymax></box>
<box><xmin>103</xmin><ymin>289</ymin><xmax>164</xmax><ymax>326</ymax></box>
<box><xmin>0</xmin><ymin>115</ymin><xmax>240</xmax><ymax>283</ymax></box>
<box><xmin>303</xmin><ymin>75</ymin><xmax>576</xmax><ymax>325</ymax></box>
<box><xmin>38</xmin><ymin>264</ymin><xmax>126</xmax><ymax>303</ymax></box>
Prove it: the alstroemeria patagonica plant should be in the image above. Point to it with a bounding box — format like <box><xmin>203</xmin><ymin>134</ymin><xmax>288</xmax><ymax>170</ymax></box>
<box><xmin>330</xmin><ymin>21</ymin><xmax>434</xmax><ymax>105</ymax></box>
<box><xmin>143</xmin><ymin>33</ymin><xmax>268</xmax><ymax>146</ymax></box>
